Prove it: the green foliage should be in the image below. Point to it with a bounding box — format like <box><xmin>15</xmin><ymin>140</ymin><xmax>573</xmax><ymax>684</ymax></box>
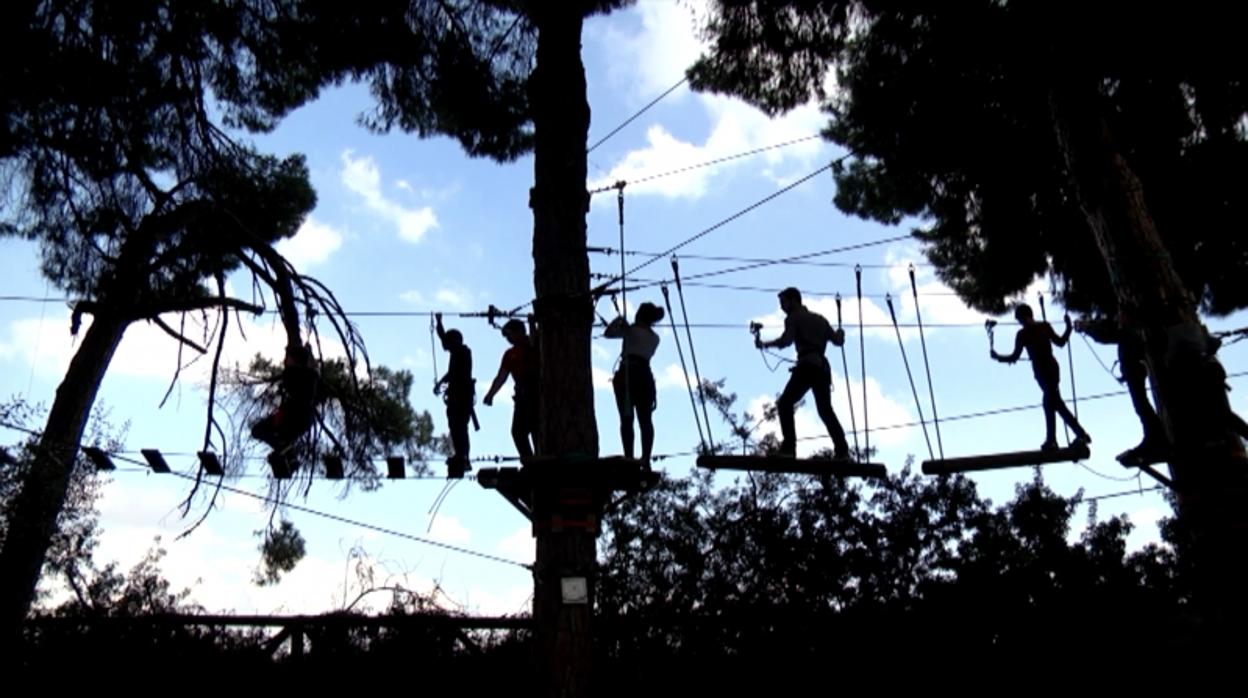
<box><xmin>254</xmin><ymin>520</ymin><xmax>306</xmax><ymax>587</ymax></box>
<box><xmin>2</xmin><ymin>1</ymin><xmax>319</xmax><ymax>303</ymax></box>
<box><xmin>599</xmin><ymin>467</ymin><xmax>1185</xmax><ymax>682</ymax></box>
<box><xmin>227</xmin><ymin>355</ymin><xmax>441</xmax><ymax>485</ymax></box>
<box><xmin>0</xmin><ymin>400</ymin><xmax>124</xmax><ymax>606</ymax></box>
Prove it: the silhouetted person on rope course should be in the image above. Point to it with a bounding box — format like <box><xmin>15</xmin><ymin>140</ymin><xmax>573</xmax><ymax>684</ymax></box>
<box><xmin>251</xmin><ymin>342</ymin><xmax>322</xmax><ymax>471</ymax></box>
<box><xmin>1076</xmin><ymin>312</ymin><xmax>1166</xmax><ymax>464</ymax></box>
<box><xmin>434</xmin><ymin>312</ymin><xmax>477</xmax><ymax>476</ymax></box>
<box><xmin>755</xmin><ymin>287</ymin><xmax>851</xmax><ymax>460</ymax></box>
<box><xmin>992</xmin><ymin>303</ymin><xmax>1091</xmax><ymax>451</ymax></box>
<box><xmin>483</xmin><ymin>317</ymin><xmax>539</xmax><ymax>459</ymax></box>
<box><xmin>604</xmin><ymin>301</ymin><xmax>664</xmax><ymax>465</ymax></box>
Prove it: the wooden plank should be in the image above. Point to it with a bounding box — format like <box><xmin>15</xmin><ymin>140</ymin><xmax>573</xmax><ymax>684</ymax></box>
<box><xmin>696</xmin><ymin>455</ymin><xmax>888</xmax><ymax>479</ymax></box>
<box><xmin>477</xmin><ymin>458</ymin><xmax>659</xmax><ymax>522</ymax></box>
<box><xmin>81</xmin><ymin>446</ymin><xmax>115</xmax><ymax>471</ymax></box>
<box><xmin>140</xmin><ymin>448</ymin><xmax>170</xmax><ymax>473</ymax></box>
<box><xmin>196</xmin><ymin>451</ymin><xmax>224</xmax><ymax>476</ymax></box>
<box><xmin>921</xmin><ymin>442</ymin><xmax>1090</xmax><ymax>475</ymax></box>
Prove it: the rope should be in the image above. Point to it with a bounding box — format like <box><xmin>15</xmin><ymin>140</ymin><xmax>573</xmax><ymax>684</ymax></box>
<box><xmin>671</xmin><ymin>257</ymin><xmax>715</xmax><ymax>451</ymax></box>
<box><xmin>855</xmin><ymin>265</ymin><xmax>870</xmax><ymax>459</ymax></box>
<box><xmin>835</xmin><ymin>293</ymin><xmax>860</xmax><ymax>456</ymax></box>
<box><xmin>886</xmin><ymin>294</ymin><xmax>934</xmax><ymax>461</ymax></box>
<box><xmin>910</xmin><ymin>265</ymin><xmax>944</xmax><ymax>459</ymax></box>
<box><xmin>427</xmin><ymin>478</ymin><xmax>461</xmax><ymax>532</ymax></box>
<box><xmin>660</xmin><ymin>284</ymin><xmax>707</xmax><ymax>451</ymax></box>
<box><xmin>1078</xmin><ymin>332</ymin><xmax>1122</xmax><ymax>382</ymax></box>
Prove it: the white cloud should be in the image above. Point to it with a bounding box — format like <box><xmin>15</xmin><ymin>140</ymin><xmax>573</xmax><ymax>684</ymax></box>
<box><xmin>588</xmin><ymin>105</ymin><xmax>828</xmax><ymax>201</ymax></box>
<box><xmin>1128</xmin><ymin>506</ymin><xmax>1165</xmax><ymax>528</ymax></box>
<box><xmin>459</xmin><ymin>584</ymin><xmax>533</xmax><ymax>617</ymax></box>
<box><xmin>0</xmin><ymin>297</ymin><xmax>348</xmax><ymax>392</ymax></box>
<box><xmin>593</xmin><ymin>366</ymin><xmax>615</xmax><ymax>391</ymax></box>
<box><xmin>435</xmin><ymin>289</ymin><xmax>469</xmax><ymax>310</ymax></box>
<box><xmin>399</xmin><ymin>290</ymin><xmax>428</xmax><ymax>305</ymax></box>
<box><xmin>0</xmin><ymin>311</ymin><xmax>78</xmax><ymax>379</ymax></box>
<box><xmin>341</xmin><ymin>151</ymin><xmax>439</xmax><ymax>243</ymax></box>
<box><xmin>495</xmin><ymin>524</ymin><xmax>535</xmax><ymax>565</ymax></box>
<box><xmin>589</xmin><ymin>2</ymin><xmax>831</xmax><ymax>201</ymax></box>
<box><xmin>606</xmin><ymin>1</ymin><xmax>705</xmax><ymax>98</ymax></box>
<box><xmin>275</xmin><ymin>216</ymin><xmax>343</xmax><ymax>270</ymax></box>
<box><xmin>401</xmin><ymin>286</ymin><xmax>477</xmax><ymax>311</ymax></box>
<box><xmin>426</xmin><ymin>514</ymin><xmax>472</xmax><ymax>545</ymax></box>
<box><xmin>655</xmin><ymin>362</ymin><xmax>691</xmax><ymax>390</ymax></box>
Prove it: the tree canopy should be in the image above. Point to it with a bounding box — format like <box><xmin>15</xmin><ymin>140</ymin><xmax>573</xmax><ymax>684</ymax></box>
<box><xmin>690</xmin><ymin>1</ymin><xmax>1248</xmax><ymax>315</ymax></box>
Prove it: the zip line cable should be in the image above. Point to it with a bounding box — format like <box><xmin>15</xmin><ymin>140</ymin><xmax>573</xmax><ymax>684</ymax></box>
<box><xmin>587</xmin><ymin>234</ymin><xmax>915</xmax><ymax>268</ymax></box>
<box><xmin>624</xmin><ymin>228</ymin><xmax>899</xmax><ymax>287</ymax></box>
<box><xmin>617</xmin><ymin>160</ymin><xmax>842</xmax><ymax>283</ymax></box>
<box><xmin>593</xmin><ymin>273</ymin><xmax>961</xmax><ymax>301</ymax></box>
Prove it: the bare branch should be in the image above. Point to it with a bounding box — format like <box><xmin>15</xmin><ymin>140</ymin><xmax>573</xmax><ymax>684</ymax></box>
<box><xmin>151</xmin><ymin>315</ymin><xmax>208</xmax><ymax>354</ymax></box>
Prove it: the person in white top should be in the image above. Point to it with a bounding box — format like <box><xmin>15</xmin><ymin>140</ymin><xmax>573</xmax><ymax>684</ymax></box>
<box><xmin>755</xmin><ymin>287</ymin><xmax>851</xmax><ymax>459</ymax></box>
<box><xmin>604</xmin><ymin>301</ymin><xmax>665</xmax><ymax>463</ymax></box>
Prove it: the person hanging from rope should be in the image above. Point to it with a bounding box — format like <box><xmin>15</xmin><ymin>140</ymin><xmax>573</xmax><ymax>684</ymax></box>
<box><xmin>483</xmin><ymin>318</ymin><xmax>539</xmax><ymax>458</ymax></box>
<box><xmin>604</xmin><ymin>301</ymin><xmax>665</xmax><ymax>464</ymax></box>
<box><xmin>251</xmin><ymin>342</ymin><xmax>323</xmax><ymax>470</ymax></box>
<box><xmin>992</xmin><ymin>304</ymin><xmax>1091</xmax><ymax>451</ymax></box>
<box><xmin>1075</xmin><ymin>310</ymin><xmax>1165</xmax><ymax>464</ymax></box>
<box><xmin>755</xmin><ymin>287</ymin><xmax>851</xmax><ymax>460</ymax></box>
<box><xmin>434</xmin><ymin>313</ymin><xmax>477</xmax><ymax>476</ymax></box>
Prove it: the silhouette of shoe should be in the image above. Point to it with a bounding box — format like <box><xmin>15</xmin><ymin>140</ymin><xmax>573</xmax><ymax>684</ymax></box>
<box><xmin>776</xmin><ymin>442</ymin><xmax>796</xmax><ymax>458</ymax></box>
<box><xmin>833</xmin><ymin>448</ymin><xmax>851</xmax><ymax>461</ymax></box>
<box><xmin>1074</xmin><ymin>433</ymin><xmax>1092</xmax><ymax>445</ymax></box>
<box><xmin>1040</xmin><ymin>440</ymin><xmax>1059</xmax><ymax>452</ymax></box>
<box><xmin>1117</xmin><ymin>448</ymin><xmax>1142</xmax><ymax>466</ymax></box>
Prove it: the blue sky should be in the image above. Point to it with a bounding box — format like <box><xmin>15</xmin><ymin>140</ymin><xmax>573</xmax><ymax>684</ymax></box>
<box><xmin>3</xmin><ymin>2</ymin><xmax>1247</xmax><ymax>616</ymax></box>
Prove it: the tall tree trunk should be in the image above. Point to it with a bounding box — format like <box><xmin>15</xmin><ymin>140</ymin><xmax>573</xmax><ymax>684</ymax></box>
<box><xmin>0</xmin><ymin>311</ymin><xmax>130</xmax><ymax>641</ymax></box>
<box><xmin>1051</xmin><ymin>87</ymin><xmax>1248</xmax><ymax>635</ymax></box>
<box><xmin>529</xmin><ymin>5</ymin><xmax>597</xmax><ymax>459</ymax></box>
<box><xmin>528</xmin><ymin>7</ymin><xmax>597</xmax><ymax>697</ymax></box>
